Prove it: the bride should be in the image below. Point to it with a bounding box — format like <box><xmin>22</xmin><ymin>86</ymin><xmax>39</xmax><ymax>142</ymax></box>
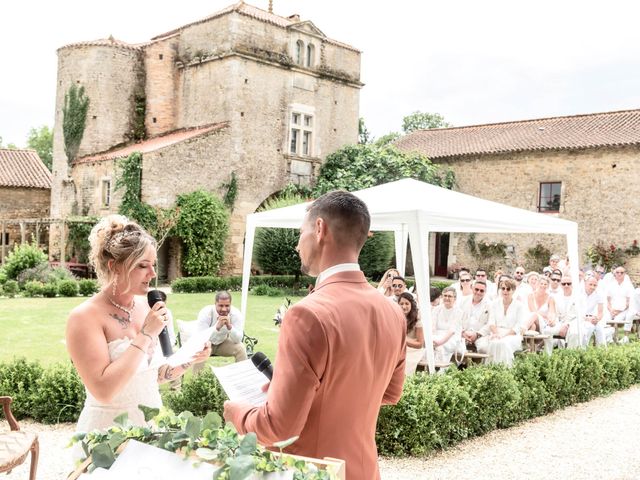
<box><xmin>66</xmin><ymin>215</ymin><xmax>211</xmax><ymax>433</ymax></box>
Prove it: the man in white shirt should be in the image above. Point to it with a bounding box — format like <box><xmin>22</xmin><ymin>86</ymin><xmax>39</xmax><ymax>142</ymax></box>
<box><xmin>196</xmin><ymin>290</ymin><xmax>247</xmax><ymax>362</ymax></box>
<box><xmin>475</xmin><ymin>268</ymin><xmax>496</xmax><ymax>300</ymax></box>
<box><xmin>571</xmin><ymin>276</ymin><xmax>610</xmax><ymax>347</ymax></box>
<box><xmin>548</xmin><ymin>269</ymin><xmax>563</xmax><ymax>300</ymax></box>
<box><xmin>607</xmin><ymin>266</ymin><xmax>635</xmax><ymax>341</ymax></box>
<box><xmin>513</xmin><ymin>266</ymin><xmax>532</xmax><ymax>304</ymax></box>
<box><xmin>459</xmin><ymin>280</ymin><xmax>490</xmax><ymax>351</ymax></box>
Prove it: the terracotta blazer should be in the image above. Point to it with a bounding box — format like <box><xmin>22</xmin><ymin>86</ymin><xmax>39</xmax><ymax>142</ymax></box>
<box><xmin>227</xmin><ymin>270</ymin><xmax>406</xmax><ymax>480</ymax></box>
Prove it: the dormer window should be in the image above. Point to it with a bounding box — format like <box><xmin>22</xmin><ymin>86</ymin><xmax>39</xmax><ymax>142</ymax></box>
<box><xmin>306</xmin><ymin>44</ymin><xmax>315</xmax><ymax>67</ymax></box>
<box><xmin>295</xmin><ymin>40</ymin><xmax>304</xmax><ymax>65</ymax></box>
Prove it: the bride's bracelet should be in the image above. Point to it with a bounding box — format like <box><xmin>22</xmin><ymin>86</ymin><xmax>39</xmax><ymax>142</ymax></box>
<box><xmin>140</xmin><ymin>326</ymin><xmax>153</xmax><ymax>342</ymax></box>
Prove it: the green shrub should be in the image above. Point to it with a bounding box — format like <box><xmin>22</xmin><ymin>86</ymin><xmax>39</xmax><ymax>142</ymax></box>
<box><xmin>17</xmin><ymin>263</ymin><xmax>76</xmax><ymax>287</ymax></box>
<box><xmin>170</xmin><ymin>275</ymin><xmax>316</xmax><ymax>294</ymax></box>
<box><xmin>58</xmin><ymin>279</ymin><xmax>79</xmax><ymax>297</ymax></box>
<box><xmin>78</xmin><ymin>279</ymin><xmax>99</xmax><ymax>296</ymax></box>
<box><xmin>0</xmin><ymin>358</ymin><xmax>44</xmax><ymax>419</ymax></box>
<box><xmin>358</xmin><ymin>231</ymin><xmax>394</xmax><ymax>278</ymax></box>
<box><xmin>23</xmin><ymin>280</ymin><xmax>44</xmax><ymax>297</ymax></box>
<box><xmin>30</xmin><ymin>363</ymin><xmax>85</xmax><ymax>423</ymax></box>
<box><xmin>41</xmin><ymin>282</ymin><xmax>58</xmax><ymax>298</ymax></box>
<box><xmin>163</xmin><ymin>369</ymin><xmax>226</xmax><ymax>418</ymax></box>
<box><xmin>2</xmin><ymin>242</ymin><xmax>48</xmax><ymax>280</ymax></box>
<box><xmin>431</xmin><ymin>280</ymin><xmax>453</xmax><ymax>291</ymax></box>
<box><xmin>252</xmin><ymin>284</ymin><xmax>284</xmax><ymax>296</ymax></box>
<box><xmin>3</xmin><ymin>280</ymin><xmax>19</xmax><ymax>298</ymax></box>
<box><xmin>0</xmin><ymin>269</ymin><xmax>7</xmax><ymax>284</ymax></box>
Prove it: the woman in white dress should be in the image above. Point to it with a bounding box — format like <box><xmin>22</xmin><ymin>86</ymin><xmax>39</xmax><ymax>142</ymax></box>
<box><xmin>399</xmin><ymin>292</ymin><xmax>424</xmax><ymax>375</ymax></box>
<box><xmin>526</xmin><ymin>276</ymin><xmax>556</xmax><ymax>333</ymax></box>
<box><xmin>66</xmin><ymin>215</ymin><xmax>211</xmax><ymax>434</ymax></box>
<box><xmin>377</xmin><ymin>268</ymin><xmax>400</xmax><ymax>297</ymax></box>
<box><xmin>477</xmin><ymin>277</ymin><xmax>526</xmax><ymax>366</ymax></box>
<box><xmin>431</xmin><ymin>287</ymin><xmax>464</xmax><ymax>365</ymax></box>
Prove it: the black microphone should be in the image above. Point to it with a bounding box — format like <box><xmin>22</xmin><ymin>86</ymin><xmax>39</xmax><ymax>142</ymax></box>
<box><xmin>251</xmin><ymin>352</ymin><xmax>273</xmax><ymax>381</ymax></box>
<box><xmin>147</xmin><ymin>289</ymin><xmax>173</xmax><ymax>357</ymax></box>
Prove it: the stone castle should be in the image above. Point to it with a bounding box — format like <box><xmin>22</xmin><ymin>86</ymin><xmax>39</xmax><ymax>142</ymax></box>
<box><xmin>50</xmin><ymin>1</ymin><xmax>362</xmax><ymax>278</ymax></box>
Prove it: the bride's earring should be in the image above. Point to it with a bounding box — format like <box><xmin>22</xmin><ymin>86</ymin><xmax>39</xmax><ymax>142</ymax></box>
<box><xmin>112</xmin><ymin>274</ymin><xmax>118</xmax><ymax>297</ymax></box>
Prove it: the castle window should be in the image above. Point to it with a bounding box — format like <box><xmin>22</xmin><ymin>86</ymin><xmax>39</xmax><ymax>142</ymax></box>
<box><xmin>538</xmin><ymin>182</ymin><xmax>561</xmax><ymax>212</ymax></box>
<box><xmin>290</xmin><ymin>111</ymin><xmax>314</xmax><ymax>156</ymax></box>
<box><xmin>306</xmin><ymin>44</ymin><xmax>315</xmax><ymax>67</ymax></box>
<box><xmin>295</xmin><ymin>40</ymin><xmax>305</xmax><ymax>65</ymax></box>
<box><xmin>101</xmin><ymin>179</ymin><xmax>111</xmax><ymax>207</ymax></box>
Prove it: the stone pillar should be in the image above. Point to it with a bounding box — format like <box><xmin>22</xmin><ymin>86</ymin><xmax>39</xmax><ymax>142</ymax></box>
<box><xmin>167</xmin><ymin>237</ymin><xmax>182</xmax><ymax>283</ymax></box>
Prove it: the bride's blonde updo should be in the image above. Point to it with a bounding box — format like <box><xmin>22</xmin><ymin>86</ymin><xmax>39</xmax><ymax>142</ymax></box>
<box><xmin>89</xmin><ymin>214</ymin><xmax>157</xmax><ymax>287</ymax></box>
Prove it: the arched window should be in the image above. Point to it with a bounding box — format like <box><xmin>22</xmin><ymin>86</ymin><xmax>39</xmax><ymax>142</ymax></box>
<box><xmin>295</xmin><ymin>40</ymin><xmax>304</xmax><ymax>65</ymax></box>
<box><xmin>305</xmin><ymin>43</ymin><xmax>314</xmax><ymax>67</ymax></box>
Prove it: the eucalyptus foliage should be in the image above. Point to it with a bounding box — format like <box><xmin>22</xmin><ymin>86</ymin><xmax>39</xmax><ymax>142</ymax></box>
<box><xmin>312</xmin><ymin>144</ymin><xmax>455</xmax><ymax>197</ymax></box>
<box><xmin>62</xmin><ymin>84</ymin><xmax>90</xmax><ymax>163</ymax></box>
<box><xmin>71</xmin><ymin>407</ymin><xmax>336</xmax><ymax>479</ymax></box>
<box><xmin>176</xmin><ymin>190</ymin><xmax>229</xmax><ymax>276</ymax></box>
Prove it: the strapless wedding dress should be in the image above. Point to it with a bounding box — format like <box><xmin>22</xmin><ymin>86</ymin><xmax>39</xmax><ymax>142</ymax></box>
<box><xmin>75</xmin><ymin>337</ymin><xmax>164</xmax><ymax>433</ymax></box>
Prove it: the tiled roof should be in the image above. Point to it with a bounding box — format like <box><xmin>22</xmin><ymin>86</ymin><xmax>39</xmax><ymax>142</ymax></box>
<box><xmin>151</xmin><ymin>1</ymin><xmax>359</xmax><ymax>52</ymax></box>
<box><xmin>58</xmin><ymin>36</ymin><xmax>144</xmax><ymax>52</ymax></box>
<box><xmin>394</xmin><ymin>109</ymin><xmax>640</xmax><ymax>159</ymax></box>
<box><xmin>76</xmin><ymin>123</ymin><xmax>229</xmax><ymax>164</ymax></box>
<box><xmin>0</xmin><ymin>149</ymin><xmax>51</xmax><ymax>189</ymax></box>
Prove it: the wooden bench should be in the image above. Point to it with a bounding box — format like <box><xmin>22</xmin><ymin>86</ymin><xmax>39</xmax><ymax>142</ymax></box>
<box><xmin>523</xmin><ymin>333</ymin><xmax>551</xmax><ymax>353</ymax></box>
<box><xmin>462</xmin><ymin>352</ymin><xmax>489</xmax><ymax>367</ymax></box>
<box><xmin>416</xmin><ymin>360</ymin><xmax>451</xmax><ymax>372</ymax></box>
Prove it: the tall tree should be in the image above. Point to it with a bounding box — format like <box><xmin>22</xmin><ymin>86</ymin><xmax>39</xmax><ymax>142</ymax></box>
<box><xmin>27</xmin><ymin>126</ymin><xmax>53</xmax><ymax>170</ymax></box>
<box><xmin>402</xmin><ymin>111</ymin><xmax>451</xmax><ymax>133</ymax></box>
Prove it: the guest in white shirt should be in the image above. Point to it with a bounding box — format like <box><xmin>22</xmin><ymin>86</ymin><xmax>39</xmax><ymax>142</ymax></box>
<box><xmin>431</xmin><ymin>287</ymin><xmax>464</xmax><ymax>365</ymax></box>
<box><xmin>475</xmin><ymin>268</ymin><xmax>496</xmax><ymax>300</ymax></box>
<box><xmin>548</xmin><ymin>269</ymin><xmax>563</xmax><ymax>300</ymax></box>
<box><xmin>459</xmin><ymin>280</ymin><xmax>490</xmax><ymax>351</ymax></box>
<box><xmin>607</xmin><ymin>266</ymin><xmax>635</xmax><ymax>339</ymax></box>
<box><xmin>455</xmin><ymin>270</ymin><xmax>473</xmax><ymax>306</ymax></box>
<box><xmin>513</xmin><ymin>266</ymin><xmax>532</xmax><ymax>304</ymax></box>
<box><xmin>476</xmin><ymin>278</ymin><xmax>526</xmax><ymax>367</ymax></box>
<box><xmin>569</xmin><ymin>276</ymin><xmax>610</xmax><ymax>347</ymax></box>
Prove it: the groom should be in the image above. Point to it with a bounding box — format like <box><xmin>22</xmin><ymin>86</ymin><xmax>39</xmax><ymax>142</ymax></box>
<box><xmin>224</xmin><ymin>190</ymin><xmax>406</xmax><ymax>480</ymax></box>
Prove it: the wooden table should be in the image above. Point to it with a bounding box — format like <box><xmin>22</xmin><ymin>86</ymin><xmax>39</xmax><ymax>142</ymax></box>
<box><xmin>463</xmin><ymin>352</ymin><xmax>489</xmax><ymax>366</ymax></box>
<box><xmin>523</xmin><ymin>334</ymin><xmax>550</xmax><ymax>353</ymax></box>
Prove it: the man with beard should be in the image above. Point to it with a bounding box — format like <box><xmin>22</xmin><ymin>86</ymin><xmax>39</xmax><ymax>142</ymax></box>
<box><xmin>224</xmin><ymin>191</ymin><xmax>406</xmax><ymax>480</ymax></box>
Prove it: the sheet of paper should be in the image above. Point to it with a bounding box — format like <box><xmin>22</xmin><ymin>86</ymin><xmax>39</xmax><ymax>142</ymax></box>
<box><xmin>105</xmin><ymin>440</ymin><xmax>218</xmax><ymax>479</ymax></box>
<box><xmin>166</xmin><ymin>327</ymin><xmax>214</xmax><ymax>367</ymax></box>
<box><xmin>212</xmin><ymin>359</ymin><xmax>268</xmax><ymax>406</ymax></box>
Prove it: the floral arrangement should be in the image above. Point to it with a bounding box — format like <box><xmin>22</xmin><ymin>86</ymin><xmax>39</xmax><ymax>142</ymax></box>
<box><xmin>70</xmin><ymin>406</ymin><xmax>337</xmax><ymax>479</ymax></box>
<box><xmin>584</xmin><ymin>240</ymin><xmax>640</xmax><ymax>271</ymax></box>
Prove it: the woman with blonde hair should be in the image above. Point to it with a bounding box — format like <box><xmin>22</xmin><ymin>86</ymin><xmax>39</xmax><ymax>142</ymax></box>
<box><xmin>67</xmin><ymin>215</ymin><xmax>211</xmax><ymax>434</ymax></box>
<box><xmin>377</xmin><ymin>268</ymin><xmax>400</xmax><ymax>297</ymax></box>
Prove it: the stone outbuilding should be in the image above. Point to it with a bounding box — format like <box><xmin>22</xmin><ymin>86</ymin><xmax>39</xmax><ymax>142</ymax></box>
<box><xmin>0</xmin><ymin>149</ymin><xmax>52</xmax><ymax>262</ymax></box>
<box><xmin>395</xmin><ymin>109</ymin><xmax>640</xmax><ymax>277</ymax></box>
<box><xmin>49</xmin><ymin>1</ymin><xmax>362</xmax><ymax>279</ymax></box>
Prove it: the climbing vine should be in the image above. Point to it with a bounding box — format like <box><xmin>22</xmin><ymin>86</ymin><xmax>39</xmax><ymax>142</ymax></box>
<box><xmin>62</xmin><ymin>84</ymin><xmax>90</xmax><ymax>164</ymax></box>
<box><xmin>222</xmin><ymin>172</ymin><xmax>238</xmax><ymax>210</ymax></box>
<box><xmin>67</xmin><ymin>217</ymin><xmax>98</xmax><ymax>262</ymax></box>
<box><xmin>467</xmin><ymin>233</ymin><xmax>508</xmax><ymax>260</ymax></box>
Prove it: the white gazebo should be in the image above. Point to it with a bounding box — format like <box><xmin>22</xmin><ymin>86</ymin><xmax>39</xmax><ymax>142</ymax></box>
<box><xmin>240</xmin><ymin>178</ymin><xmax>581</xmax><ymax>372</ymax></box>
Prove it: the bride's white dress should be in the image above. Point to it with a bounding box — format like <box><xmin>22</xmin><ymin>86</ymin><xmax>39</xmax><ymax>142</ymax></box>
<box><xmin>76</xmin><ymin>338</ymin><xmax>164</xmax><ymax>433</ymax></box>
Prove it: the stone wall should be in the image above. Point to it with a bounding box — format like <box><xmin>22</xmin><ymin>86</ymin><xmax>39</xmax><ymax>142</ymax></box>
<box><xmin>0</xmin><ymin>187</ymin><xmax>50</xmax><ymax>255</ymax></box>
<box><xmin>434</xmin><ymin>145</ymin><xmax>640</xmax><ymax>274</ymax></box>
<box><xmin>145</xmin><ymin>37</ymin><xmax>179</xmax><ymax>136</ymax></box>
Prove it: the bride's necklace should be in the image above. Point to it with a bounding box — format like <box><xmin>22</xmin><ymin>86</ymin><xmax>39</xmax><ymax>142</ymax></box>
<box><xmin>108</xmin><ymin>296</ymin><xmax>135</xmax><ymax>329</ymax></box>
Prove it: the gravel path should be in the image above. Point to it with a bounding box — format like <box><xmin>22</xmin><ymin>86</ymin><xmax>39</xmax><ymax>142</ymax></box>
<box><xmin>3</xmin><ymin>386</ymin><xmax>640</xmax><ymax>479</ymax></box>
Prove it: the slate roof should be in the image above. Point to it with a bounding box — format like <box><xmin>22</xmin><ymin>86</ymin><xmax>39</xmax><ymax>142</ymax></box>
<box><xmin>0</xmin><ymin>149</ymin><xmax>51</xmax><ymax>189</ymax></box>
<box><xmin>394</xmin><ymin>109</ymin><xmax>640</xmax><ymax>159</ymax></box>
<box><xmin>75</xmin><ymin>123</ymin><xmax>229</xmax><ymax>164</ymax></box>
<box><xmin>151</xmin><ymin>1</ymin><xmax>360</xmax><ymax>52</ymax></box>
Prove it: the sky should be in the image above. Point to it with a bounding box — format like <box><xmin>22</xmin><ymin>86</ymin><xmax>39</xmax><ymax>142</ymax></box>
<box><xmin>1</xmin><ymin>0</ymin><xmax>640</xmax><ymax>146</ymax></box>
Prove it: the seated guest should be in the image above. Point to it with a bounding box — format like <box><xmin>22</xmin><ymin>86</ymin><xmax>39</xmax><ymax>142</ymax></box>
<box><xmin>475</xmin><ymin>268</ymin><xmax>496</xmax><ymax>300</ymax></box>
<box><xmin>452</xmin><ymin>267</ymin><xmax>471</xmax><ymax>294</ymax></box>
<box><xmin>476</xmin><ymin>278</ymin><xmax>526</xmax><ymax>367</ymax></box>
<box><xmin>459</xmin><ymin>280</ymin><xmax>490</xmax><ymax>351</ymax></box>
<box><xmin>399</xmin><ymin>292</ymin><xmax>424</xmax><ymax>375</ymax></box>
<box><xmin>513</xmin><ymin>266</ymin><xmax>532</xmax><ymax>304</ymax></box>
<box><xmin>567</xmin><ymin>275</ymin><xmax>610</xmax><ymax>347</ymax></box>
<box><xmin>455</xmin><ymin>270</ymin><xmax>474</xmax><ymax>306</ymax></box>
<box><xmin>548</xmin><ymin>269</ymin><xmax>563</xmax><ymax>299</ymax></box>
<box><xmin>430</xmin><ymin>287</ymin><xmax>442</xmax><ymax>309</ymax></box>
<box><xmin>390</xmin><ymin>276</ymin><xmax>412</xmax><ymax>302</ymax></box>
<box><xmin>526</xmin><ymin>276</ymin><xmax>556</xmax><ymax>333</ymax></box>
<box><xmin>541</xmin><ymin>274</ymin><xmax>573</xmax><ymax>353</ymax></box>
<box><xmin>607</xmin><ymin>266</ymin><xmax>635</xmax><ymax>341</ymax></box>
<box><xmin>377</xmin><ymin>268</ymin><xmax>400</xmax><ymax>297</ymax></box>
<box><xmin>431</xmin><ymin>287</ymin><xmax>464</xmax><ymax>365</ymax></box>
<box><xmin>525</xmin><ymin>271</ymin><xmax>539</xmax><ymax>292</ymax></box>
<box><xmin>195</xmin><ymin>291</ymin><xmax>247</xmax><ymax>370</ymax></box>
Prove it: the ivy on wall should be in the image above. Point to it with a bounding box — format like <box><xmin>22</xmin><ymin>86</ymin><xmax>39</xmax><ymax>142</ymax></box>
<box><xmin>222</xmin><ymin>172</ymin><xmax>238</xmax><ymax>210</ymax></box>
<box><xmin>62</xmin><ymin>84</ymin><xmax>90</xmax><ymax>164</ymax></box>
<box><xmin>67</xmin><ymin>217</ymin><xmax>98</xmax><ymax>263</ymax></box>
<box><xmin>467</xmin><ymin>233</ymin><xmax>508</xmax><ymax>264</ymax></box>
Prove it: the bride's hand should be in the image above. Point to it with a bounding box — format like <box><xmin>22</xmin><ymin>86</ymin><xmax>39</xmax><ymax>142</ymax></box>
<box><xmin>192</xmin><ymin>342</ymin><xmax>212</xmax><ymax>364</ymax></box>
<box><xmin>142</xmin><ymin>301</ymin><xmax>168</xmax><ymax>337</ymax></box>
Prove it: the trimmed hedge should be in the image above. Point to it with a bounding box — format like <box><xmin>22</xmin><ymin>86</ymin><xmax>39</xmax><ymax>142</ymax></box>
<box><xmin>376</xmin><ymin>344</ymin><xmax>640</xmax><ymax>456</ymax></box>
<box><xmin>2</xmin><ymin>343</ymin><xmax>639</xmax><ymax>454</ymax></box>
<box><xmin>171</xmin><ymin>275</ymin><xmax>315</xmax><ymax>293</ymax></box>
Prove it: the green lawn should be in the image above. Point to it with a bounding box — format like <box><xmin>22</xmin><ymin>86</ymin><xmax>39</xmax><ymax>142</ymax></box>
<box><xmin>0</xmin><ymin>293</ymin><xmax>300</xmax><ymax>366</ymax></box>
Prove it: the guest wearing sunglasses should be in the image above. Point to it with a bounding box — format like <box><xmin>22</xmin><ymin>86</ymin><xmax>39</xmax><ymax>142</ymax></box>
<box><xmin>606</xmin><ymin>267</ymin><xmax>635</xmax><ymax>342</ymax></box>
<box><xmin>459</xmin><ymin>280</ymin><xmax>490</xmax><ymax>352</ymax></box>
<box><xmin>377</xmin><ymin>268</ymin><xmax>400</xmax><ymax>297</ymax></box>
<box><xmin>390</xmin><ymin>276</ymin><xmax>414</xmax><ymax>303</ymax></box>
<box><xmin>454</xmin><ymin>270</ymin><xmax>474</xmax><ymax>306</ymax></box>
<box><xmin>541</xmin><ymin>275</ymin><xmax>573</xmax><ymax>352</ymax></box>
<box><xmin>476</xmin><ymin>278</ymin><xmax>526</xmax><ymax>366</ymax></box>
<box><xmin>475</xmin><ymin>268</ymin><xmax>496</xmax><ymax>300</ymax></box>
<box><xmin>548</xmin><ymin>269</ymin><xmax>563</xmax><ymax>299</ymax></box>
